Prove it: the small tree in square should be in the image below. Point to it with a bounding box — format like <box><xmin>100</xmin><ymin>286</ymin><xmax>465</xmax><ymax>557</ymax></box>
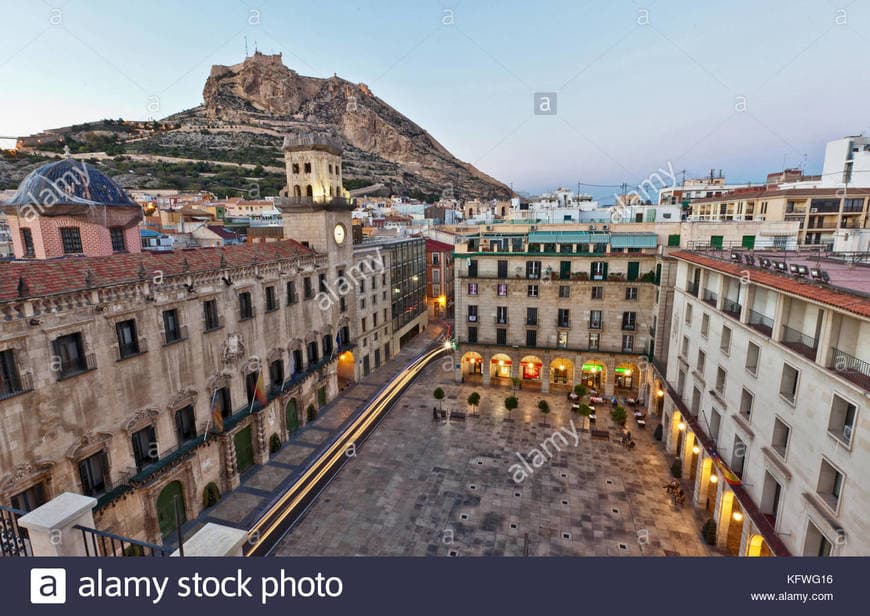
<box><xmin>433</xmin><ymin>387</ymin><xmax>445</xmax><ymax>411</ymax></box>
<box><xmin>467</xmin><ymin>391</ymin><xmax>481</xmax><ymax>414</ymax></box>
<box><xmin>504</xmin><ymin>395</ymin><xmax>518</xmax><ymax>417</ymax></box>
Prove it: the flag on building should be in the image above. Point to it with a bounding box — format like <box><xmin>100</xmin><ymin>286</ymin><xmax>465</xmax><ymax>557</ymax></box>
<box><xmin>253</xmin><ymin>370</ymin><xmax>268</xmax><ymax>408</ymax></box>
<box><xmin>211</xmin><ymin>391</ymin><xmax>223</xmax><ymax>433</ymax></box>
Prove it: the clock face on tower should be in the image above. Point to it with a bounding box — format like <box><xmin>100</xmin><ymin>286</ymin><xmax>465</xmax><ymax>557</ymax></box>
<box><xmin>333</xmin><ymin>223</ymin><xmax>346</xmax><ymax>245</ymax></box>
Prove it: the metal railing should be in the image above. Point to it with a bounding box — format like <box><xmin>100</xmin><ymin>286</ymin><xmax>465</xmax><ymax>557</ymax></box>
<box><xmin>748</xmin><ymin>310</ymin><xmax>774</xmax><ymax>337</ymax></box>
<box><xmin>781</xmin><ymin>325</ymin><xmax>818</xmax><ymax>361</ymax></box>
<box><xmin>702</xmin><ymin>289</ymin><xmax>718</xmax><ymax>307</ymax></box>
<box><xmin>831</xmin><ymin>347</ymin><xmax>870</xmax><ymax>390</ymax></box>
<box><xmin>687</xmin><ymin>281</ymin><xmax>699</xmax><ymax>296</ymax></box>
<box><xmin>0</xmin><ymin>371</ymin><xmax>34</xmax><ymax>401</ymax></box>
<box><xmin>118</xmin><ymin>337</ymin><xmax>149</xmax><ymax>360</ymax></box>
<box><xmin>74</xmin><ymin>524</ymin><xmax>169</xmax><ymax>557</ymax></box>
<box><xmin>56</xmin><ymin>352</ymin><xmax>97</xmax><ymax>380</ymax></box>
<box><xmin>722</xmin><ymin>298</ymin><xmax>741</xmax><ymax>318</ymax></box>
<box><xmin>162</xmin><ymin>325</ymin><xmax>189</xmax><ymax>345</ymax></box>
<box><xmin>0</xmin><ymin>505</ymin><xmax>31</xmax><ymax>557</ymax></box>
<box><xmin>204</xmin><ymin>315</ymin><xmax>225</xmax><ymax>333</ymax></box>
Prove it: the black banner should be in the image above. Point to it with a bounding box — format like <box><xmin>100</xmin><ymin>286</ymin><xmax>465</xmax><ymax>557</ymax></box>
<box><xmin>6</xmin><ymin>557</ymin><xmax>861</xmax><ymax>615</ymax></box>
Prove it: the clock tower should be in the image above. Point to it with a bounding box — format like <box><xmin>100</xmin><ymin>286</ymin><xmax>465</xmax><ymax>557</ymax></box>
<box><xmin>278</xmin><ymin>132</ymin><xmax>354</xmax><ymax>273</ymax></box>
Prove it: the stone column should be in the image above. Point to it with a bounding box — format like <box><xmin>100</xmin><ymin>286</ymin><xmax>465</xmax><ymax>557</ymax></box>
<box><xmin>221</xmin><ymin>433</ymin><xmax>240</xmax><ymax>491</ymax></box>
<box><xmin>171</xmin><ymin>522</ymin><xmax>249</xmax><ymax>557</ymax></box>
<box><xmin>253</xmin><ymin>408</ymin><xmax>270</xmax><ymax>466</ymax></box>
<box><xmin>18</xmin><ymin>492</ymin><xmax>97</xmax><ymax>557</ymax></box>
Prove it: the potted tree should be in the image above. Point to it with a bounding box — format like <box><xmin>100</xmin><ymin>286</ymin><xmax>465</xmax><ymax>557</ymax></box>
<box><xmin>610</xmin><ymin>405</ymin><xmax>627</xmax><ymax>427</ymax></box>
<box><xmin>433</xmin><ymin>387</ymin><xmax>445</xmax><ymax>412</ymax></box>
<box><xmin>504</xmin><ymin>395</ymin><xmax>518</xmax><ymax>420</ymax></box>
<box><xmin>670</xmin><ymin>458</ymin><xmax>683</xmax><ymax>478</ymax></box>
<box><xmin>537</xmin><ymin>399</ymin><xmax>550</xmax><ymax>423</ymax></box>
<box><xmin>573</xmin><ymin>384</ymin><xmax>587</xmax><ymax>397</ymax></box>
<box><xmin>511</xmin><ymin>376</ymin><xmax>522</xmax><ymax>392</ymax></box>
<box><xmin>467</xmin><ymin>391</ymin><xmax>481</xmax><ymax>415</ymax></box>
<box><xmin>576</xmin><ymin>403</ymin><xmax>593</xmax><ymax>431</ymax></box>
<box><xmin>701</xmin><ymin>519</ymin><xmax>717</xmax><ymax>545</ymax></box>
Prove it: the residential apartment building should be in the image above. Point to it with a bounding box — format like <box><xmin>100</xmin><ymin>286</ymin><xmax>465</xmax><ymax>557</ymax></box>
<box><xmin>426</xmin><ymin>238</ymin><xmax>454</xmax><ymax>319</ymax></box>
<box><xmin>655</xmin><ymin>249</ymin><xmax>869</xmax><ymax>556</ymax></box>
<box><xmin>452</xmin><ymin>225</ymin><xmax>662</xmax><ymax>395</ymax></box>
<box><xmin>689</xmin><ymin>188</ymin><xmax>869</xmax><ymax>247</ymax></box>
<box><xmin>351</xmin><ymin>243</ymin><xmax>393</xmax><ymax>378</ymax></box>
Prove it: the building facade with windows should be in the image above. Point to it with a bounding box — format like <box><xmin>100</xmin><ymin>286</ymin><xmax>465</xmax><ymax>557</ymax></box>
<box><xmin>655</xmin><ymin>249</ymin><xmax>869</xmax><ymax>556</ymax></box>
<box><xmin>688</xmin><ymin>188</ymin><xmax>870</xmax><ymax>247</ymax></box>
<box><xmin>1</xmin><ymin>159</ymin><xmax>143</xmax><ymax>259</ymax></box>
<box><xmin>0</xmin><ymin>240</ymin><xmax>354</xmax><ymax>544</ymax></box>
<box><xmin>452</xmin><ymin>225</ymin><xmax>661</xmax><ymax>395</ymax></box>
<box><xmin>426</xmin><ymin>238</ymin><xmax>454</xmax><ymax>319</ymax></box>
<box><xmin>0</xmin><ymin>133</ymin><xmax>366</xmax><ymax>545</ymax></box>
<box><xmin>350</xmin><ymin>243</ymin><xmax>393</xmax><ymax>379</ymax></box>
<box><xmin>362</xmin><ymin>237</ymin><xmax>427</xmax><ymax>352</ymax></box>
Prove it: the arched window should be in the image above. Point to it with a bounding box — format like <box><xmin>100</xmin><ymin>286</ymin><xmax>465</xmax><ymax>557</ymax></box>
<box><xmin>306</xmin><ymin>185</ymin><xmax>313</xmax><ymax>197</ymax></box>
<box><xmin>293</xmin><ymin>185</ymin><xmax>301</xmax><ymax>198</ymax></box>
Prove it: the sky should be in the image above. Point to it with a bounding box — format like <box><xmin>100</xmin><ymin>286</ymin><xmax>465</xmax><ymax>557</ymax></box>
<box><xmin>1</xmin><ymin>0</ymin><xmax>869</xmax><ymax>198</ymax></box>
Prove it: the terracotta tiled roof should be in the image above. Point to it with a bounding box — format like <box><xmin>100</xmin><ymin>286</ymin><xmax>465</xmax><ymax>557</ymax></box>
<box><xmin>206</xmin><ymin>225</ymin><xmax>243</xmax><ymax>240</ymax></box>
<box><xmin>0</xmin><ymin>240</ymin><xmax>316</xmax><ymax>303</ymax></box>
<box><xmin>425</xmin><ymin>239</ymin><xmax>454</xmax><ymax>252</ymax></box>
<box><xmin>671</xmin><ymin>251</ymin><xmax>870</xmax><ymax>318</ymax></box>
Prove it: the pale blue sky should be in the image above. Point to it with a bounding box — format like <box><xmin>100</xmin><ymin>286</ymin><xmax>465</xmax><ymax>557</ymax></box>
<box><xmin>1</xmin><ymin>0</ymin><xmax>868</xmax><ymax>197</ymax></box>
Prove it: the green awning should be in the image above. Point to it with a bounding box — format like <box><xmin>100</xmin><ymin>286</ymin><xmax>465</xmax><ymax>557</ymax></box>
<box><xmin>528</xmin><ymin>231</ymin><xmax>611</xmax><ymax>244</ymax></box>
<box><xmin>610</xmin><ymin>233</ymin><xmax>658</xmax><ymax>249</ymax></box>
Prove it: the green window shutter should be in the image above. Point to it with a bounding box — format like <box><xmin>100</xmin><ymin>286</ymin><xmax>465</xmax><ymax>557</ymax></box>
<box><xmin>667</xmin><ymin>234</ymin><xmax>680</xmax><ymax>247</ymax></box>
<box><xmin>741</xmin><ymin>235</ymin><xmax>756</xmax><ymax>249</ymax></box>
<box><xmin>711</xmin><ymin>235</ymin><xmax>724</xmax><ymax>248</ymax></box>
<box><xmin>627</xmin><ymin>261</ymin><xmax>639</xmax><ymax>281</ymax></box>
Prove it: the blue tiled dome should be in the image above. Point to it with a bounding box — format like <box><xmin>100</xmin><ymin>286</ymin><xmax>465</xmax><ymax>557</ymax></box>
<box><xmin>2</xmin><ymin>159</ymin><xmax>137</xmax><ymax>207</ymax></box>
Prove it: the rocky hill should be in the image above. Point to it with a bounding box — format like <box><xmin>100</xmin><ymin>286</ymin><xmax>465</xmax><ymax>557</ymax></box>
<box><xmin>8</xmin><ymin>53</ymin><xmax>511</xmax><ymax>201</ymax></box>
<box><xmin>179</xmin><ymin>52</ymin><xmax>511</xmax><ymax>199</ymax></box>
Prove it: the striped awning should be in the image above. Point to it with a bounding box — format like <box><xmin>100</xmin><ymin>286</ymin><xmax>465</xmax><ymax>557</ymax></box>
<box><xmin>610</xmin><ymin>233</ymin><xmax>658</xmax><ymax>248</ymax></box>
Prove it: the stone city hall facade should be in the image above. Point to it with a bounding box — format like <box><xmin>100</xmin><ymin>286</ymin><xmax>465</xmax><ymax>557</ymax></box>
<box><xmin>0</xmin><ymin>146</ymin><xmax>373</xmax><ymax>544</ymax></box>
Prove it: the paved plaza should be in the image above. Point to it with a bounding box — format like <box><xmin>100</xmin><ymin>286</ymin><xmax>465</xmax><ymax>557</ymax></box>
<box><xmin>171</xmin><ymin>324</ymin><xmax>446</xmax><ymax>544</ymax></box>
<box><xmin>274</xmin><ymin>363</ymin><xmax>712</xmax><ymax>557</ymax></box>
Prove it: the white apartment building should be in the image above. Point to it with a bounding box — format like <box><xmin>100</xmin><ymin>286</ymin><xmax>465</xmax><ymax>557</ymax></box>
<box><xmin>656</xmin><ymin>249</ymin><xmax>869</xmax><ymax>556</ymax></box>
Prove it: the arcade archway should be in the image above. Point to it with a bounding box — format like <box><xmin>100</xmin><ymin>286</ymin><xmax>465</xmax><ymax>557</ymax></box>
<box><xmin>615</xmin><ymin>362</ymin><xmax>638</xmax><ymax>391</ymax></box>
<box><xmin>337</xmin><ymin>350</ymin><xmax>355</xmax><ymax>388</ymax></box>
<box><xmin>747</xmin><ymin>534</ymin><xmax>772</xmax><ymax>557</ymax></box>
<box><xmin>549</xmin><ymin>357</ymin><xmax>574</xmax><ymax>388</ymax></box>
<box><xmin>580</xmin><ymin>360</ymin><xmax>605</xmax><ymax>391</ymax></box>
<box><xmin>461</xmin><ymin>352</ymin><xmax>483</xmax><ymax>381</ymax></box>
<box><xmin>490</xmin><ymin>353</ymin><xmax>512</xmax><ymax>383</ymax></box>
<box><xmin>519</xmin><ymin>355</ymin><xmax>543</xmax><ymax>382</ymax></box>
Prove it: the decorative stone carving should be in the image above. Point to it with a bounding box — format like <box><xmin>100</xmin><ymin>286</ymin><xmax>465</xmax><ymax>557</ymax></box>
<box><xmin>223</xmin><ymin>333</ymin><xmax>246</xmax><ymax>364</ymax></box>
<box><xmin>123</xmin><ymin>407</ymin><xmax>160</xmax><ymax>433</ymax></box>
<box><xmin>1</xmin><ymin>460</ymin><xmax>55</xmax><ymax>491</ymax></box>
<box><xmin>66</xmin><ymin>432</ymin><xmax>113</xmax><ymax>460</ymax></box>
<box><xmin>167</xmin><ymin>388</ymin><xmax>198</xmax><ymax>411</ymax></box>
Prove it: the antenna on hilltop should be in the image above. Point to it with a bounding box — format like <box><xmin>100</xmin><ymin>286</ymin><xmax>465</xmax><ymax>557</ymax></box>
<box><xmin>244</xmin><ymin>36</ymin><xmax>248</xmax><ymax>58</ymax></box>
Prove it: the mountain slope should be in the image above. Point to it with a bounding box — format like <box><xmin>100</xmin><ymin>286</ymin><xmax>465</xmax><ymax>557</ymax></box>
<box><xmin>180</xmin><ymin>51</ymin><xmax>512</xmax><ymax>199</ymax></box>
